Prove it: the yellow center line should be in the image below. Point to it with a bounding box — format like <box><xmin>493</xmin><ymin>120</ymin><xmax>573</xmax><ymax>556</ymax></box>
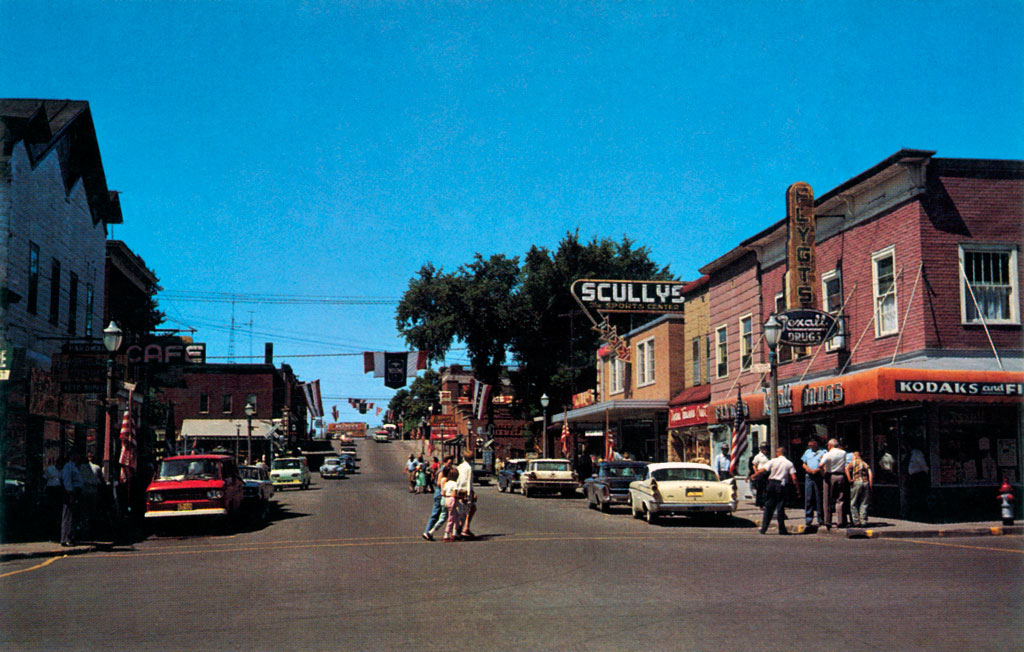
<box><xmin>0</xmin><ymin>555</ymin><xmax>62</xmax><ymax>578</ymax></box>
<box><xmin>890</xmin><ymin>538</ymin><xmax>1024</xmax><ymax>554</ymax></box>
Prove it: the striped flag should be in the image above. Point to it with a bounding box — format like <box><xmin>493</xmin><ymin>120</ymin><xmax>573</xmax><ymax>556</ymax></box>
<box><xmin>119</xmin><ymin>391</ymin><xmax>137</xmax><ymax>484</ymax></box>
<box><xmin>472</xmin><ymin>380</ymin><xmax>492</xmax><ymax>420</ymax></box>
<box><xmin>729</xmin><ymin>390</ymin><xmax>748</xmax><ymax>475</ymax></box>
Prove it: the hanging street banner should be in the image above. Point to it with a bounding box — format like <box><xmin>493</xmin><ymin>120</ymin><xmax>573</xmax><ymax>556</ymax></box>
<box><xmin>571</xmin><ymin>279</ymin><xmax>686</xmax><ymax>314</ymax></box>
<box><xmin>786</xmin><ymin>182</ymin><xmax>817</xmax><ymax>309</ymax></box>
<box><xmin>777</xmin><ymin>309</ymin><xmax>839</xmax><ymax>347</ymax></box>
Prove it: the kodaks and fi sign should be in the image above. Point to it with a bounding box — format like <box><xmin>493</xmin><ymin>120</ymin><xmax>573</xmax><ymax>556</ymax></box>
<box><xmin>571</xmin><ymin>280</ymin><xmax>686</xmax><ymax>313</ymax></box>
<box><xmin>895</xmin><ymin>380</ymin><xmax>1024</xmax><ymax>397</ymax></box>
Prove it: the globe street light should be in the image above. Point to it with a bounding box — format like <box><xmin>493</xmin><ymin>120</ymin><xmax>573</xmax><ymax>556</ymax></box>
<box><xmin>245</xmin><ymin>400</ymin><xmax>256</xmax><ymax>464</ymax></box>
<box><xmin>102</xmin><ymin>321</ymin><xmax>123</xmax><ymax>482</ymax></box>
<box><xmin>540</xmin><ymin>393</ymin><xmax>550</xmax><ymax>457</ymax></box>
<box><xmin>763</xmin><ymin>314</ymin><xmax>783</xmax><ymax>451</ymax></box>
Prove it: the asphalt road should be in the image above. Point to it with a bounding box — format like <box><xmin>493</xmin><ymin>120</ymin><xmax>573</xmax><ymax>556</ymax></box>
<box><xmin>2</xmin><ymin>439</ymin><xmax>1022</xmax><ymax>652</ymax></box>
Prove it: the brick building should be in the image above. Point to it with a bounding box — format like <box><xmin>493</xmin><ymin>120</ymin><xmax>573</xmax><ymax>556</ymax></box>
<box><xmin>700</xmin><ymin>150</ymin><xmax>1023</xmax><ymax>520</ymax></box>
<box><xmin>435</xmin><ymin>365</ymin><xmax>528</xmax><ymax>461</ymax></box>
<box><xmin>1</xmin><ymin>100</ymin><xmax>122</xmax><ymax>502</ymax></box>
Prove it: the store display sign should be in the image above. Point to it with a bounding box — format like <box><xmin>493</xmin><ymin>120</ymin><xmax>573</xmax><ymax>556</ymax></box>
<box><xmin>777</xmin><ymin>309</ymin><xmax>838</xmax><ymax>347</ymax></box>
<box><xmin>786</xmin><ymin>182</ymin><xmax>817</xmax><ymax>309</ymax></box>
<box><xmin>572</xmin><ymin>389</ymin><xmax>596</xmax><ymax>409</ymax></box>
<box><xmin>801</xmin><ymin>382</ymin><xmax>845</xmax><ymax>409</ymax></box>
<box><xmin>669</xmin><ymin>403</ymin><xmax>709</xmax><ymax>428</ymax></box>
<box><xmin>895</xmin><ymin>380</ymin><xmax>1024</xmax><ymax>397</ymax></box>
<box><xmin>571</xmin><ymin>279</ymin><xmax>686</xmax><ymax>313</ymax></box>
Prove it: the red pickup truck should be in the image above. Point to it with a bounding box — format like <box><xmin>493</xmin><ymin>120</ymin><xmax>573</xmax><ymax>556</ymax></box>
<box><xmin>145</xmin><ymin>454</ymin><xmax>244</xmax><ymax>524</ymax></box>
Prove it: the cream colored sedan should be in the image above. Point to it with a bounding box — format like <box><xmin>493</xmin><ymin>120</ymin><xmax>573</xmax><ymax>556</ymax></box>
<box><xmin>628</xmin><ymin>462</ymin><xmax>732</xmax><ymax>524</ymax></box>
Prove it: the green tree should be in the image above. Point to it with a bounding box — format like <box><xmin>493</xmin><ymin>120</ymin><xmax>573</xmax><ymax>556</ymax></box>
<box><xmin>386</xmin><ymin>370</ymin><xmax>441</xmax><ymax>434</ymax></box>
<box><xmin>395</xmin><ymin>231</ymin><xmax>672</xmax><ymax>418</ymax></box>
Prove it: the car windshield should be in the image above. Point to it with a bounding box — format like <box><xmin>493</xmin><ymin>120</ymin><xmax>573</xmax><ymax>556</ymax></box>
<box><xmin>603</xmin><ymin>464</ymin><xmax>645</xmax><ymax>478</ymax></box>
<box><xmin>652</xmin><ymin>468</ymin><xmax>719</xmax><ymax>482</ymax></box>
<box><xmin>239</xmin><ymin>467</ymin><xmax>263</xmax><ymax>481</ymax></box>
<box><xmin>272</xmin><ymin>459</ymin><xmax>302</xmax><ymax>470</ymax></box>
<box><xmin>158</xmin><ymin>459</ymin><xmax>220</xmax><ymax>480</ymax></box>
<box><xmin>534</xmin><ymin>461</ymin><xmax>569</xmax><ymax>472</ymax></box>
<box><xmin>324</xmin><ymin>458</ymin><xmax>340</xmax><ymax>465</ymax></box>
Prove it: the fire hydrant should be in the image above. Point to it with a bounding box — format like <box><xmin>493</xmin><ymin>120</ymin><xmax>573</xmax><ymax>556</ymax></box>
<box><xmin>997</xmin><ymin>479</ymin><xmax>1014</xmax><ymax>526</ymax></box>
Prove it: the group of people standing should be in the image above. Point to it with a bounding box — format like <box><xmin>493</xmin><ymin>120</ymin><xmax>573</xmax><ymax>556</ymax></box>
<box><xmin>746</xmin><ymin>437</ymin><xmax>874</xmax><ymax>535</ymax></box>
<box><xmin>42</xmin><ymin>450</ymin><xmax>105</xmax><ymax>547</ymax></box>
<box><xmin>413</xmin><ymin>452</ymin><xmax>478</xmax><ymax>542</ymax></box>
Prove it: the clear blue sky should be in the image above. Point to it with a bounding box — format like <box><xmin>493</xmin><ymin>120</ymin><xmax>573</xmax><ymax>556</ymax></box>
<box><xmin>3</xmin><ymin>1</ymin><xmax>1022</xmax><ymax>424</ymax></box>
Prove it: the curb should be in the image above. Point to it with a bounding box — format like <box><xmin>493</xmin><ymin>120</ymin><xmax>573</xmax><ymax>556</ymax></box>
<box><xmin>1</xmin><ymin>544</ymin><xmax>99</xmax><ymax>563</ymax></box>
<box><xmin>846</xmin><ymin>525</ymin><xmax>1024</xmax><ymax>539</ymax></box>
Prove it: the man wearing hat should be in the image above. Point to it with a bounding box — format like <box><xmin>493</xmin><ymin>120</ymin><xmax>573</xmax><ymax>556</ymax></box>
<box><xmin>714</xmin><ymin>444</ymin><xmax>732</xmax><ymax>480</ymax></box>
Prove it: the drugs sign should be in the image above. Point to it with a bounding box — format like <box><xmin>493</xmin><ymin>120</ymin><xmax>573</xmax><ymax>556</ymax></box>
<box><xmin>777</xmin><ymin>309</ymin><xmax>838</xmax><ymax>347</ymax></box>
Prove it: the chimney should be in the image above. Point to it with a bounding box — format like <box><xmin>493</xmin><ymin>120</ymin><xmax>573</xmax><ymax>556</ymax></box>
<box><xmin>264</xmin><ymin>342</ymin><xmax>273</xmax><ymax>365</ymax></box>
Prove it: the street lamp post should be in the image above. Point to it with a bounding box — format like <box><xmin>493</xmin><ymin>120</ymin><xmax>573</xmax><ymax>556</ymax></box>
<box><xmin>102</xmin><ymin>321</ymin><xmax>123</xmax><ymax>483</ymax></box>
<box><xmin>763</xmin><ymin>314</ymin><xmax>783</xmax><ymax>452</ymax></box>
<box><xmin>245</xmin><ymin>400</ymin><xmax>255</xmax><ymax>463</ymax></box>
<box><xmin>540</xmin><ymin>393</ymin><xmax>549</xmax><ymax>457</ymax></box>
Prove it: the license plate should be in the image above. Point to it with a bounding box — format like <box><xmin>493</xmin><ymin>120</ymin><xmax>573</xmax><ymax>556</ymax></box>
<box><xmin>177</xmin><ymin>502</ymin><xmax>193</xmax><ymax>511</ymax></box>
<box><xmin>685</xmin><ymin>488</ymin><xmax>703</xmax><ymax>497</ymax></box>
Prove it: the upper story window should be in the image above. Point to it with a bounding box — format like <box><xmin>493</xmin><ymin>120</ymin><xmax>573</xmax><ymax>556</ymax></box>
<box><xmin>774</xmin><ymin>293</ymin><xmax>793</xmax><ymax>363</ymax></box>
<box><xmin>84</xmin><ymin>285</ymin><xmax>94</xmax><ymax>337</ymax></box>
<box><xmin>67</xmin><ymin>273</ymin><xmax>79</xmax><ymax>335</ymax></box>
<box><xmin>199</xmin><ymin>393</ymin><xmax>210</xmax><ymax>414</ymax></box>
<box><xmin>222</xmin><ymin>394</ymin><xmax>233</xmax><ymax>414</ymax></box>
<box><xmin>27</xmin><ymin>242</ymin><xmax>39</xmax><ymax>315</ymax></box>
<box><xmin>872</xmin><ymin>246</ymin><xmax>899</xmax><ymax>337</ymax></box>
<box><xmin>705</xmin><ymin>334</ymin><xmax>711</xmax><ymax>383</ymax></box>
<box><xmin>821</xmin><ymin>269</ymin><xmax>844</xmax><ymax>352</ymax></box>
<box><xmin>715</xmin><ymin>325</ymin><xmax>728</xmax><ymax>378</ymax></box>
<box><xmin>739</xmin><ymin>315</ymin><xmax>753</xmax><ymax>371</ymax></box>
<box><xmin>960</xmin><ymin>245</ymin><xmax>1019</xmax><ymax>325</ymax></box>
<box><xmin>691</xmin><ymin>336</ymin><xmax>702</xmax><ymax>385</ymax></box>
<box><xmin>610</xmin><ymin>358</ymin><xmax>626</xmax><ymax>394</ymax></box>
<box><xmin>49</xmin><ymin>259</ymin><xmax>61</xmax><ymax>326</ymax></box>
<box><xmin>245</xmin><ymin>394</ymin><xmax>258</xmax><ymax>413</ymax></box>
<box><xmin>636</xmin><ymin>338</ymin><xmax>656</xmax><ymax>387</ymax></box>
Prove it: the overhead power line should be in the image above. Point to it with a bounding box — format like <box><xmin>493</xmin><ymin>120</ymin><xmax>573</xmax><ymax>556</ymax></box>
<box><xmin>160</xmin><ymin>290</ymin><xmax>399</xmax><ymax>305</ymax></box>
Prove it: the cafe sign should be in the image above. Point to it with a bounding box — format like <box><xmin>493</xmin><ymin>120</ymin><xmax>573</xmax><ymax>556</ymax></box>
<box><xmin>777</xmin><ymin>309</ymin><xmax>838</xmax><ymax>347</ymax></box>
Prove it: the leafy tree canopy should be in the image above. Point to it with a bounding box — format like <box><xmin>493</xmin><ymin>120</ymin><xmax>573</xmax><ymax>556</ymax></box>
<box><xmin>395</xmin><ymin>231</ymin><xmax>673</xmax><ymax>417</ymax></box>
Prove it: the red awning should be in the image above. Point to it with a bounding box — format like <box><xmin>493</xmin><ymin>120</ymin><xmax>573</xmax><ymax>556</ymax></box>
<box><xmin>668</xmin><ymin>385</ymin><xmax>711</xmax><ymax>407</ymax></box>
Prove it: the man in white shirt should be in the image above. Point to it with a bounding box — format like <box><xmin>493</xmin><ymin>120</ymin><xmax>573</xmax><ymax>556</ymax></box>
<box><xmin>757</xmin><ymin>447</ymin><xmax>799</xmax><ymax>535</ymax></box>
<box><xmin>819</xmin><ymin>438</ymin><xmax>849</xmax><ymax>529</ymax></box>
<box><xmin>714</xmin><ymin>445</ymin><xmax>732</xmax><ymax>479</ymax></box>
<box><xmin>60</xmin><ymin>451</ymin><xmax>84</xmax><ymax>546</ymax></box>
<box><xmin>456</xmin><ymin>451</ymin><xmax>476</xmax><ymax>538</ymax></box>
<box><xmin>748</xmin><ymin>445</ymin><xmax>770</xmax><ymax>507</ymax></box>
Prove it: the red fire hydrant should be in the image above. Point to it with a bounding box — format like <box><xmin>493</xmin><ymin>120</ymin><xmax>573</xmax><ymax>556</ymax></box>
<box><xmin>997</xmin><ymin>479</ymin><xmax>1014</xmax><ymax>526</ymax></box>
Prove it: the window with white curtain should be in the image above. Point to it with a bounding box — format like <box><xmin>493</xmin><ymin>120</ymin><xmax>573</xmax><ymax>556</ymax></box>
<box><xmin>960</xmin><ymin>245</ymin><xmax>1019</xmax><ymax>325</ymax></box>
<box><xmin>637</xmin><ymin>338</ymin><xmax>656</xmax><ymax>387</ymax></box>
<box><xmin>872</xmin><ymin>246</ymin><xmax>898</xmax><ymax>337</ymax></box>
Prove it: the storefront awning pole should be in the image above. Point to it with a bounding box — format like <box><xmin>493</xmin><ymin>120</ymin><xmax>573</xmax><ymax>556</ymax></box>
<box><xmin>958</xmin><ymin>258</ymin><xmax>1004</xmax><ymax>370</ymax></box>
<box><xmin>839</xmin><ymin>265</ymin><xmax>904</xmax><ymax>376</ymax></box>
<box><xmin>891</xmin><ymin>263</ymin><xmax>924</xmax><ymax>366</ymax></box>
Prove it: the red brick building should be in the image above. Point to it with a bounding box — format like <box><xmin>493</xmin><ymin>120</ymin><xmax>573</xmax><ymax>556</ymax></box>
<box><xmin>700</xmin><ymin>150</ymin><xmax>1023</xmax><ymax>520</ymax></box>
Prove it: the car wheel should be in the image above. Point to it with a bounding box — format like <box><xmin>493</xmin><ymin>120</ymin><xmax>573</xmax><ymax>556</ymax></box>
<box><xmin>631</xmin><ymin>497</ymin><xmax>642</xmax><ymax>519</ymax></box>
<box><xmin>644</xmin><ymin>504</ymin><xmax>659</xmax><ymax>525</ymax></box>
<box><xmin>587</xmin><ymin>490</ymin><xmax>596</xmax><ymax>509</ymax></box>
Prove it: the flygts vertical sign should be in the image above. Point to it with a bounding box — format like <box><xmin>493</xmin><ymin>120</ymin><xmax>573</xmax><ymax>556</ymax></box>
<box><xmin>786</xmin><ymin>182</ymin><xmax>817</xmax><ymax>309</ymax></box>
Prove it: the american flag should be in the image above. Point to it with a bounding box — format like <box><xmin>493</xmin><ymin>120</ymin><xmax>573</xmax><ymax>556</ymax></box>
<box><xmin>118</xmin><ymin>391</ymin><xmax>137</xmax><ymax>484</ymax></box>
<box><xmin>729</xmin><ymin>390</ymin><xmax>748</xmax><ymax>475</ymax></box>
<box><xmin>560</xmin><ymin>410</ymin><xmax>571</xmax><ymax>457</ymax></box>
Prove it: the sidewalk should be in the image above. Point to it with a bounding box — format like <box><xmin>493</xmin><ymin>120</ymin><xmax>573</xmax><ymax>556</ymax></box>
<box><xmin>732</xmin><ymin>500</ymin><xmax>1023</xmax><ymax>538</ymax></box>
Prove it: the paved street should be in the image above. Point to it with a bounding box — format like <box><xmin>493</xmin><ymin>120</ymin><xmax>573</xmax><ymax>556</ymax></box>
<box><xmin>2</xmin><ymin>439</ymin><xmax>1022</xmax><ymax>652</ymax></box>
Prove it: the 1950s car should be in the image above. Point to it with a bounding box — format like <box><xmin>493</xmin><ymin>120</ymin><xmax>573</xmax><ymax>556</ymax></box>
<box><xmin>145</xmin><ymin>455</ymin><xmax>245</xmax><ymax>524</ymax></box>
<box><xmin>319</xmin><ymin>456</ymin><xmax>345</xmax><ymax>479</ymax></box>
<box><xmin>628</xmin><ymin>462</ymin><xmax>732</xmax><ymax>524</ymax></box>
<box><xmin>239</xmin><ymin>464</ymin><xmax>274</xmax><ymax>521</ymax></box>
<box><xmin>270</xmin><ymin>457</ymin><xmax>311</xmax><ymax>490</ymax></box>
<box><xmin>497</xmin><ymin>458</ymin><xmax>527</xmax><ymax>493</ymax></box>
<box><xmin>519</xmin><ymin>458</ymin><xmax>577</xmax><ymax>498</ymax></box>
<box><xmin>582</xmin><ymin>461</ymin><xmax>648</xmax><ymax>512</ymax></box>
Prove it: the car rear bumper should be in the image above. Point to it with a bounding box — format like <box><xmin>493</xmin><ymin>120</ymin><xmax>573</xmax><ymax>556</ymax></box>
<box><xmin>523</xmin><ymin>480</ymin><xmax>576</xmax><ymax>490</ymax></box>
<box><xmin>649</xmin><ymin>502</ymin><xmax>731</xmax><ymax>514</ymax></box>
<box><xmin>145</xmin><ymin>507</ymin><xmax>228</xmax><ymax>518</ymax></box>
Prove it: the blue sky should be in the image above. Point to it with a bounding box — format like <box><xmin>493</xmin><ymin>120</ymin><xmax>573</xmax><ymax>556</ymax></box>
<box><xmin>3</xmin><ymin>1</ymin><xmax>1022</xmax><ymax>424</ymax></box>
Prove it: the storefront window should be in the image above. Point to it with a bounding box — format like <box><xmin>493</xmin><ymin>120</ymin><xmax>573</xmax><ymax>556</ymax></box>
<box><xmin>872</xmin><ymin>409</ymin><xmax>924</xmax><ymax>485</ymax></box>
<box><xmin>936</xmin><ymin>406</ymin><xmax>1018</xmax><ymax>485</ymax></box>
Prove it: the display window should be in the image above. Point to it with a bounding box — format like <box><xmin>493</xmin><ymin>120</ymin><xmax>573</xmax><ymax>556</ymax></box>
<box><xmin>871</xmin><ymin>408</ymin><xmax>925</xmax><ymax>486</ymax></box>
<box><xmin>935</xmin><ymin>406</ymin><xmax>1018</xmax><ymax>486</ymax></box>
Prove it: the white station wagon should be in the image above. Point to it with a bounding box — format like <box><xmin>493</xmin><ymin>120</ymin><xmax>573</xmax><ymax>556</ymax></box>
<box><xmin>519</xmin><ymin>458</ymin><xmax>577</xmax><ymax>498</ymax></box>
<box><xmin>628</xmin><ymin>462</ymin><xmax>732</xmax><ymax>524</ymax></box>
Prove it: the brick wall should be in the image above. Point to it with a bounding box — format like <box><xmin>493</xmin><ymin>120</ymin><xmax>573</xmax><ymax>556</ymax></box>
<box><xmin>161</xmin><ymin>368</ymin><xmax>277</xmax><ymax>437</ymax></box>
<box><xmin>683</xmin><ymin>285</ymin><xmax>709</xmax><ymax>388</ymax></box>
<box><xmin>708</xmin><ymin>253</ymin><xmax>762</xmax><ymax>402</ymax></box>
<box><xmin>629</xmin><ymin>317</ymin><xmax>685</xmax><ymax>401</ymax></box>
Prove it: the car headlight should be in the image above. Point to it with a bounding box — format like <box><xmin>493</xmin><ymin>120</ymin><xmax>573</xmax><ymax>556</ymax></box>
<box><xmin>206</xmin><ymin>489</ymin><xmax>225</xmax><ymax>499</ymax></box>
<box><xmin>148</xmin><ymin>492</ymin><xmax>164</xmax><ymax>503</ymax></box>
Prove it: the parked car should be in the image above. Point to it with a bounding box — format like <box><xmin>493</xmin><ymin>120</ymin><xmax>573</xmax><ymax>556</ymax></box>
<box><xmin>582</xmin><ymin>461</ymin><xmax>648</xmax><ymax>512</ymax></box>
<box><xmin>319</xmin><ymin>457</ymin><xmax>345</xmax><ymax>479</ymax></box>
<box><xmin>339</xmin><ymin>444</ymin><xmax>358</xmax><ymax>459</ymax></box>
<box><xmin>239</xmin><ymin>464</ymin><xmax>274</xmax><ymax>521</ymax></box>
<box><xmin>497</xmin><ymin>459</ymin><xmax>527</xmax><ymax>493</ymax></box>
<box><xmin>145</xmin><ymin>455</ymin><xmax>245</xmax><ymax>524</ymax></box>
<box><xmin>270</xmin><ymin>457</ymin><xmax>311</xmax><ymax>490</ymax></box>
<box><xmin>373</xmin><ymin>431</ymin><xmax>389</xmax><ymax>442</ymax></box>
<box><xmin>519</xmin><ymin>458</ymin><xmax>577</xmax><ymax>498</ymax></box>
<box><xmin>628</xmin><ymin>462</ymin><xmax>732</xmax><ymax>524</ymax></box>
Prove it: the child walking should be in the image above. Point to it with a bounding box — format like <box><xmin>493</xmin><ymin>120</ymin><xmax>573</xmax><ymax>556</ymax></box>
<box><xmin>442</xmin><ymin>467</ymin><xmax>463</xmax><ymax>542</ymax></box>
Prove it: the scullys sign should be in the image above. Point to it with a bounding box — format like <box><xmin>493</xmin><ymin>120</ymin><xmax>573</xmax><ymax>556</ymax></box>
<box><xmin>571</xmin><ymin>279</ymin><xmax>685</xmax><ymax>313</ymax></box>
<box><xmin>777</xmin><ymin>309</ymin><xmax>838</xmax><ymax>347</ymax></box>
